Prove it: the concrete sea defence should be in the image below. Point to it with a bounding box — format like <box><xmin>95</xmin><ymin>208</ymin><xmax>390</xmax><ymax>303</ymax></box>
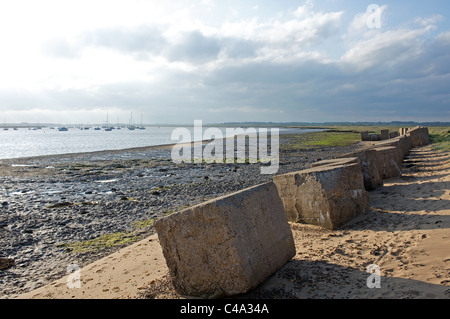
<box><xmin>154</xmin><ymin>182</ymin><xmax>295</xmax><ymax>298</ymax></box>
<box><xmin>336</xmin><ymin>149</ymin><xmax>383</xmax><ymax>191</ymax></box>
<box><xmin>273</xmin><ymin>163</ymin><xmax>369</xmax><ymax>230</ymax></box>
<box><xmin>154</xmin><ymin>126</ymin><xmax>431</xmax><ymax>298</ymax></box>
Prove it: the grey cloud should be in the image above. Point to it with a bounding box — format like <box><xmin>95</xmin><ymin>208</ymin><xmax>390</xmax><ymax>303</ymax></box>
<box><xmin>219</xmin><ymin>38</ymin><xmax>259</xmax><ymax>59</ymax></box>
<box><xmin>420</xmin><ymin>34</ymin><xmax>450</xmax><ymax>75</ymax></box>
<box><xmin>80</xmin><ymin>27</ymin><xmax>228</xmax><ymax>63</ymax></box>
<box><xmin>83</xmin><ymin>25</ymin><xmax>167</xmax><ymax>57</ymax></box>
<box><xmin>165</xmin><ymin>31</ymin><xmax>221</xmax><ymax>63</ymax></box>
<box><xmin>7</xmin><ymin>17</ymin><xmax>450</xmax><ymax>123</ymax></box>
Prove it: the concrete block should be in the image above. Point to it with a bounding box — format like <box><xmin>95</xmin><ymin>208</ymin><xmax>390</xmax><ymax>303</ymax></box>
<box><xmin>273</xmin><ymin>163</ymin><xmax>369</xmax><ymax>230</ymax></box>
<box><xmin>373</xmin><ymin>146</ymin><xmax>402</xmax><ymax>179</ymax></box>
<box><xmin>154</xmin><ymin>182</ymin><xmax>296</xmax><ymax>298</ymax></box>
<box><xmin>380</xmin><ymin>130</ymin><xmax>389</xmax><ymax>140</ymax></box>
<box><xmin>338</xmin><ymin>150</ymin><xmax>383</xmax><ymax>191</ymax></box>
<box><xmin>399</xmin><ymin>128</ymin><xmax>409</xmax><ymax>136</ymax></box>
<box><xmin>311</xmin><ymin>157</ymin><xmax>359</xmax><ymax>168</ymax></box>
<box><xmin>389</xmin><ymin>132</ymin><xmax>399</xmax><ymax>139</ymax></box>
<box><xmin>360</xmin><ymin>131</ymin><xmax>370</xmax><ymax>141</ymax></box>
<box><xmin>408</xmin><ymin>126</ymin><xmax>430</xmax><ymax>147</ymax></box>
<box><xmin>368</xmin><ymin>139</ymin><xmax>404</xmax><ymax>165</ymax></box>
<box><xmin>370</xmin><ymin>134</ymin><xmax>380</xmax><ymax>141</ymax></box>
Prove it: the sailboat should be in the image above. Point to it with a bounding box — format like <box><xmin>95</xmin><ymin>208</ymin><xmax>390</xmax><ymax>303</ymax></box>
<box><xmin>137</xmin><ymin>112</ymin><xmax>145</xmax><ymax>130</ymax></box>
<box><xmin>127</xmin><ymin>112</ymin><xmax>136</xmax><ymax>130</ymax></box>
<box><xmin>104</xmin><ymin>112</ymin><xmax>113</xmax><ymax>131</ymax></box>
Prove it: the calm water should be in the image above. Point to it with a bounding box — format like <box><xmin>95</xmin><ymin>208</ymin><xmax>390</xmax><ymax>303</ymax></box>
<box><xmin>0</xmin><ymin>126</ymin><xmax>320</xmax><ymax>160</ymax></box>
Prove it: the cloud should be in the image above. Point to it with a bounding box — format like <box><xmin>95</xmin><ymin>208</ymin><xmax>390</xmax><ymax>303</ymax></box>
<box><xmin>202</xmin><ymin>0</ymin><xmax>214</xmax><ymax>7</ymax></box>
<box><xmin>42</xmin><ymin>37</ymin><xmax>82</xmax><ymax>59</ymax></box>
<box><xmin>415</xmin><ymin>15</ymin><xmax>444</xmax><ymax>27</ymax></box>
<box><xmin>165</xmin><ymin>31</ymin><xmax>221</xmax><ymax>63</ymax></box>
<box><xmin>341</xmin><ymin>27</ymin><xmax>430</xmax><ymax>71</ymax></box>
<box><xmin>82</xmin><ymin>26</ymin><xmax>167</xmax><ymax>58</ymax></box>
<box><xmin>347</xmin><ymin>5</ymin><xmax>387</xmax><ymax>35</ymax></box>
<box><xmin>220</xmin><ymin>8</ymin><xmax>344</xmax><ymax>47</ymax></box>
<box><xmin>2</xmin><ymin>2</ymin><xmax>450</xmax><ymax>124</ymax></box>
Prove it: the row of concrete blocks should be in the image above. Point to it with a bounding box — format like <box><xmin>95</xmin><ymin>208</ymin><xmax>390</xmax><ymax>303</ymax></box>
<box><xmin>154</xmin><ymin>129</ymin><xmax>429</xmax><ymax>298</ymax></box>
<box><xmin>361</xmin><ymin>129</ymin><xmax>399</xmax><ymax>141</ymax></box>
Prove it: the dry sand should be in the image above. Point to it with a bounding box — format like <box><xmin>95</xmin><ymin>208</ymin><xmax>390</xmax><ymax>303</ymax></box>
<box><xmin>16</xmin><ymin>145</ymin><xmax>450</xmax><ymax>299</ymax></box>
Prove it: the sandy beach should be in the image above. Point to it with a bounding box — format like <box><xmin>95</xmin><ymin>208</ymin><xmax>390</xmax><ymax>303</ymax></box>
<box><xmin>10</xmin><ymin>143</ymin><xmax>450</xmax><ymax>299</ymax></box>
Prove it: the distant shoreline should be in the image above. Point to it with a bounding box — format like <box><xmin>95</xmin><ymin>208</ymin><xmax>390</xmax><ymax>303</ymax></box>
<box><xmin>0</xmin><ymin>127</ymin><xmax>323</xmax><ymax>163</ymax></box>
<box><xmin>1</xmin><ymin>121</ymin><xmax>449</xmax><ymax>129</ymax></box>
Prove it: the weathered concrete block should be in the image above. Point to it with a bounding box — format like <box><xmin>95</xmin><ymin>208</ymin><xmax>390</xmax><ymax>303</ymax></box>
<box><xmin>273</xmin><ymin>163</ymin><xmax>369</xmax><ymax>230</ymax></box>
<box><xmin>311</xmin><ymin>157</ymin><xmax>359</xmax><ymax>168</ymax></box>
<box><xmin>380</xmin><ymin>130</ymin><xmax>389</xmax><ymax>140</ymax></box>
<box><xmin>376</xmin><ymin>136</ymin><xmax>411</xmax><ymax>157</ymax></box>
<box><xmin>154</xmin><ymin>182</ymin><xmax>296</xmax><ymax>298</ymax></box>
<box><xmin>338</xmin><ymin>150</ymin><xmax>383</xmax><ymax>191</ymax></box>
<box><xmin>368</xmin><ymin>139</ymin><xmax>404</xmax><ymax>166</ymax></box>
<box><xmin>397</xmin><ymin>136</ymin><xmax>411</xmax><ymax>157</ymax></box>
<box><xmin>373</xmin><ymin>146</ymin><xmax>402</xmax><ymax>179</ymax></box>
<box><xmin>404</xmin><ymin>134</ymin><xmax>412</xmax><ymax>151</ymax></box>
<box><xmin>399</xmin><ymin>128</ymin><xmax>409</xmax><ymax>136</ymax></box>
<box><xmin>389</xmin><ymin>132</ymin><xmax>399</xmax><ymax>139</ymax></box>
<box><xmin>361</xmin><ymin>131</ymin><xmax>370</xmax><ymax>141</ymax></box>
<box><xmin>408</xmin><ymin>126</ymin><xmax>430</xmax><ymax>147</ymax></box>
<box><xmin>370</xmin><ymin>134</ymin><xmax>380</xmax><ymax>141</ymax></box>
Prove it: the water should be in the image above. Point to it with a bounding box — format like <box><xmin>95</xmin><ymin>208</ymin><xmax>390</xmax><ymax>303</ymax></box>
<box><xmin>0</xmin><ymin>126</ymin><xmax>321</xmax><ymax>160</ymax></box>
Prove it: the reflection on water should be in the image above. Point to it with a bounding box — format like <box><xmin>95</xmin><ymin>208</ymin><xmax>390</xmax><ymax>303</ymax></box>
<box><xmin>0</xmin><ymin>126</ymin><xmax>321</xmax><ymax>160</ymax></box>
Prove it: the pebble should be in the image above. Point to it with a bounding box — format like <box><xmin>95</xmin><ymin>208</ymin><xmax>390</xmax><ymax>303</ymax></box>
<box><xmin>0</xmin><ymin>258</ymin><xmax>15</xmax><ymax>271</ymax></box>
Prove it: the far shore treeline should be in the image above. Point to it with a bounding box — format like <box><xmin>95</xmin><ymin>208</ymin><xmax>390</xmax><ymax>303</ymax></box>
<box><xmin>1</xmin><ymin>121</ymin><xmax>450</xmax><ymax>128</ymax></box>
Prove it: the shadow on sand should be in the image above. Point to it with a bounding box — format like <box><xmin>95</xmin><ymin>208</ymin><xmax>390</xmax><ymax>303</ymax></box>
<box><xmin>244</xmin><ymin>259</ymin><xmax>449</xmax><ymax>299</ymax></box>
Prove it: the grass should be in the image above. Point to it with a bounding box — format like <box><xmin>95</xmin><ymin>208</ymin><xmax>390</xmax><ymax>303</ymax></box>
<box><xmin>57</xmin><ymin>232</ymin><xmax>141</xmax><ymax>254</ymax></box>
<box><xmin>47</xmin><ymin>202</ymin><xmax>75</xmax><ymax>209</ymax></box>
<box><xmin>428</xmin><ymin>127</ymin><xmax>450</xmax><ymax>151</ymax></box>
<box><xmin>283</xmin><ymin>125</ymin><xmax>450</xmax><ymax>152</ymax></box>
<box><xmin>281</xmin><ymin>130</ymin><xmax>361</xmax><ymax>150</ymax></box>
<box><xmin>302</xmin><ymin>131</ymin><xmax>361</xmax><ymax>147</ymax></box>
<box><xmin>131</xmin><ymin>218</ymin><xmax>155</xmax><ymax>229</ymax></box>
<box><xmin>57</xmin><ymin>217</ymin><xmax>159</xmax><ymax>254</ymax></box>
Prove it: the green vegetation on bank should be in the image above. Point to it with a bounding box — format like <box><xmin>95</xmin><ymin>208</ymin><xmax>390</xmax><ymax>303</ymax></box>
<box><xmin>57</xmin><ymin>218</ymin><xmax>156</xmax><ymax>254</ymax></box>
<box><xmin>57</xmin><ymin>232</ymin><xmax>141</xmax><ymax>254</ymax></box>
<box><xmin>428</xmin><ymin>127</ymin><xmax>450</xmax><ymax>151</ymax></box>
<box><xmin>283</xmin><ymin>125</ymin><xmax>450</xmax><ymax>151</ymax></box>
<box><xmin>281</xmin><ymin>130</ymin><xmax>361</xmax><ymax>150</ymax></box>
<box><xmin>57</xmin><ymin>207</ymin><xmax>188</xmax><ymax>254</ymax></box>
<box><xmin>281</xmin><ymin>126</ymin><xmax>389</xmax><ymax>150</ymax></box>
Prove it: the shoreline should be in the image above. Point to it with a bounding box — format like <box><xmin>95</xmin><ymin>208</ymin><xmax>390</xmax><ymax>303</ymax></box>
<box><xmin>11</xmin><ymin>144</ymin><xmax>450</xmax><ymax>299</ymax></box>
<box><xmin>0</xmin><ymin>131</ymin><xmax>357</xmax><ymax>298</ymax></box>
<box><xmin>0</xmin><ymin>127</ymin><xmax>321</xmax><ymax>163</ymax></box>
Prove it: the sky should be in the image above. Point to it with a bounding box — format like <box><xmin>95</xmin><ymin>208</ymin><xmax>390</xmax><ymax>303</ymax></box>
<box><xmin>0</xmin><ymin>0</ymin><xmax>450</xmax><ymax>124</ymax></box>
